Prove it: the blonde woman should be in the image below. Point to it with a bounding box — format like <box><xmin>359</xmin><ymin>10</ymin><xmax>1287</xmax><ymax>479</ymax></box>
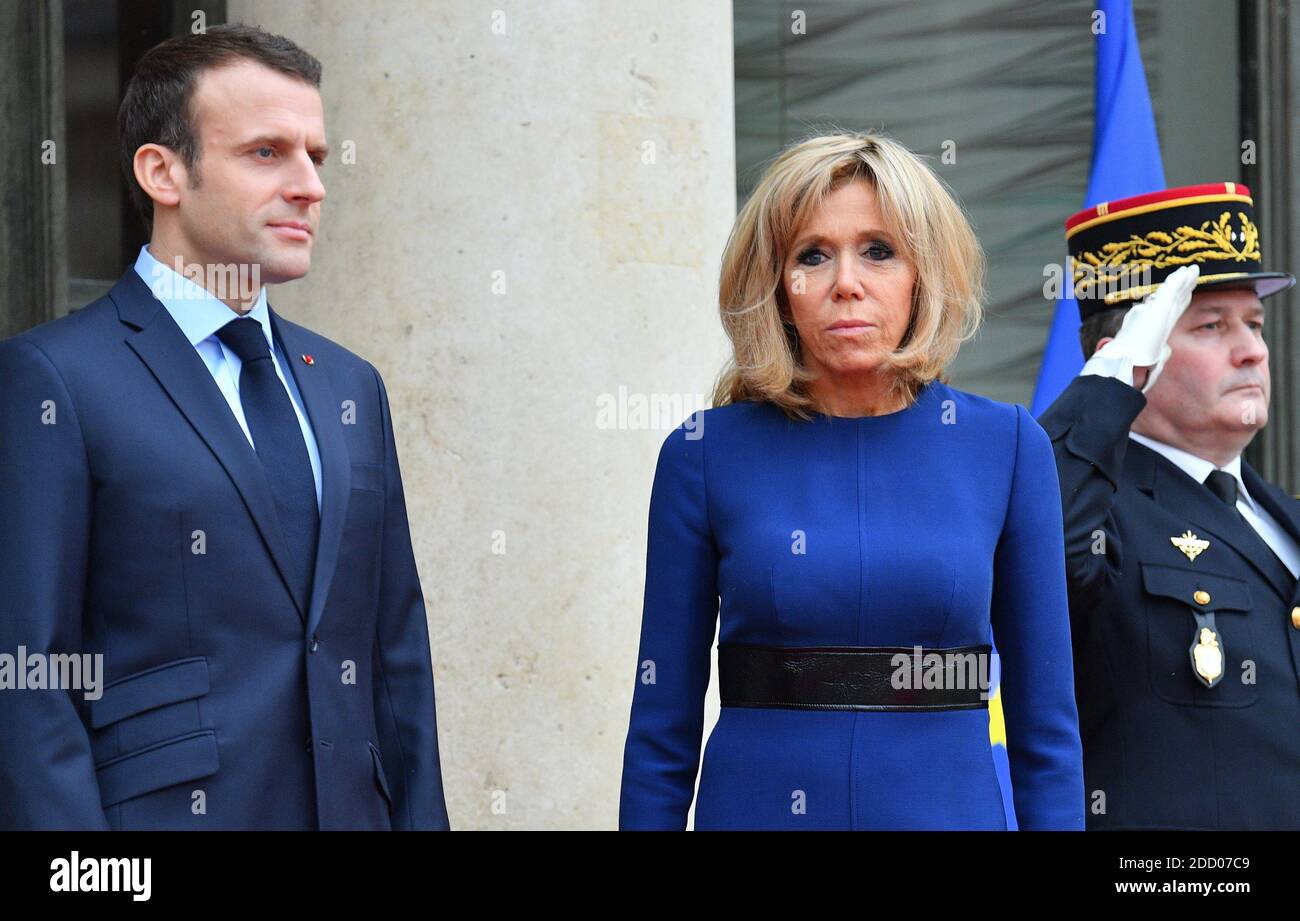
<box><xmin>618</xmin><ymin>133</ymin><xmax>1084</xmax><ymax>830</ymax></box>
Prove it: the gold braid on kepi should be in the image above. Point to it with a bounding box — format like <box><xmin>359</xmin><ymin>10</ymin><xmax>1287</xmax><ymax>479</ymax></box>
<box><xmin>1065</xmin><ymin>182</ymin><xmax>1295</xmax><ymax>319</ymax></box>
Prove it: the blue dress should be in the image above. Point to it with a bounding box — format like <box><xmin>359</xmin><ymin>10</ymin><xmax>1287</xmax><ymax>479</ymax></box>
<box><xmin>618</xmin><ymin>380</ymin><xmax>1085</xmax><ymax>830</ymax></box>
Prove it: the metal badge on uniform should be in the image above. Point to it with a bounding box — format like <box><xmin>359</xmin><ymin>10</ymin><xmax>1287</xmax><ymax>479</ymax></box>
<box><xmin>1189</xmin><ymin>610</ymin><xmax>1224</xmax><ymax>688</ymax></box>
<box><xmin>1171</xmin><ymin>530</ymin><xmax>1209</xmax><ymax>563</ymax></box>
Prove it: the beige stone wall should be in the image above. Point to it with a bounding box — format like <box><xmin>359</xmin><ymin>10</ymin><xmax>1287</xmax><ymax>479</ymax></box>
<box><xmin>228</xmin><ymin>0</ymin><xmax>735</xmax><ymax>828</ymax></box>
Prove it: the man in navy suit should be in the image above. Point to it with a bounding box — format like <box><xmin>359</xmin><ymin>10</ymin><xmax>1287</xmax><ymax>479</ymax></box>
<box><xmin>0</xmin><ymin>24</ymin><xmax>450</xmax><ymax>829</ymax></box>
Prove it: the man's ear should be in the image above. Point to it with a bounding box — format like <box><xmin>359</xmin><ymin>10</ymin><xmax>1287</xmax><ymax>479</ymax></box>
<box><xmin>1093</xmin><ymin>335</ymin><xmax>1114</xmax><ymax>357</ymax></box>
<box><xmin>133</xmin><ymin>144</ymin><xmax>185</xmax><ymax>211</ymax></box>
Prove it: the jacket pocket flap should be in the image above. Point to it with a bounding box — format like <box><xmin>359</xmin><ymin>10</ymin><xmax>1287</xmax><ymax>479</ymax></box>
<box><xmin>95</xmin><ymin>730</ymin><xmax>219</xmax><ymax>807</ymax></box>
<box><xmin>91</xmin><ymin>657</ymin><xmax>210</xmax><ymax>729</ymax></box>
<box><xmin>351</xmin><ymin>462</ymin><xmax>385</xmax><ymax>494</ymax></box>
<box><xmin>1141</xmin><ymin>563</ymin><xmax>1251</xmax><ymax>611</ymax></box>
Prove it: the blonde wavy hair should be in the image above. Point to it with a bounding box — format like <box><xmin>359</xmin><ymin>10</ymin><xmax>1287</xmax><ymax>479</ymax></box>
<box><xmin>712</xmin><ymin>132</ymin><xmax>985</xmax><ymax>418</ymax></box>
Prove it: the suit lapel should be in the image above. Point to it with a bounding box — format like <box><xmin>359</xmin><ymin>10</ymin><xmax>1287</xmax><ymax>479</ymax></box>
<box><xmin>1129</xmin><ymin>440</ymin><xmax>1295</xmax><ymax>602</ymax></box>
<box><xmin>112</xmin><ymin>270</ymin><xmax>308</xmax><ymax>622</ymax></box>
<box><xmin>1243</xmin><ymin>462</ymin><xmax>1300</xmax><ymax>547</ymax></box>
<box><xmin>271</xmin><ymin>308</ymin><xmax>351</xmax><ymax>638</ymax></box>
<box><xmin>1242</xmin><ymin>464</ymin><xmax>1300</xmax><ymax>605</ymax></box>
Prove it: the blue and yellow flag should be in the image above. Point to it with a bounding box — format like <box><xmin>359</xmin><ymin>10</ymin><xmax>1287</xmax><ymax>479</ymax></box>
<box><xmin>993</xmin><ymin>0</ymin><xmax>1166</xmax><ymax>830</ymax></box>
<box><xmin>1029</xmin><ymin>0</ymin><xmax>1166</xmax><ymax>416</ymax></box>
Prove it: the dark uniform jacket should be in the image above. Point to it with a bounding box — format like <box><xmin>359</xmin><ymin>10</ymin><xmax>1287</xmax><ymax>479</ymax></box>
<box><xmin>1039</xmin><ymin>374</ymin><xmax>1300</xmax><ymax>829</ymax></box>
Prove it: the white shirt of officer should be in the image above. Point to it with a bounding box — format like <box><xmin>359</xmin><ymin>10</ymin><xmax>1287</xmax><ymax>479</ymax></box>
<box><xmin>1127</xmin><ymin>432</ymin><xmax>1300</xmax><ymax>579</ymax></box>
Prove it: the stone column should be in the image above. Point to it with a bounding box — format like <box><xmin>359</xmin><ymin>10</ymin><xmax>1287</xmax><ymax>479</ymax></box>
<box><xmin>228</xmin><ymin>0</ymin><xmax>736</xmax><ymax>828</ymax></box>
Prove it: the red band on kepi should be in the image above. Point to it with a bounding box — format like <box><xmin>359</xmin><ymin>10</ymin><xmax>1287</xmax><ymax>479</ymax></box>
<box><xmin>1064</xmin><ymin>181</ymin><xmax>1294</xmax><ymax>319</ymax></box>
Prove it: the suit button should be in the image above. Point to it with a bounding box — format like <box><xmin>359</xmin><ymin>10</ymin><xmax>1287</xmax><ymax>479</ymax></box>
<box><xmin>305</xmin><ymin>736</ymin><xmax>313</xmax><ymax>755</ymax></box>
<box><xmin>1193</xmin><ymin>590</ymin><xmax>1211</xmax><ymax>606</ymax></box>
<box><xmin>310</xmin><ymin>635</ymin><xmax>319</xmax><ymax>652</ymax></box>
<box><xmin>1291</xmin><ymin>606</ymin><xmax>1300</xmax><ymax>628</ymax></box>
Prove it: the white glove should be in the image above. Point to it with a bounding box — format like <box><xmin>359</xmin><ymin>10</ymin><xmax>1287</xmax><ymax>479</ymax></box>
<box><xmin>1080</xmin><ymin>264</ymin><xmax>1200</xmax><ymax>393</ymax></box>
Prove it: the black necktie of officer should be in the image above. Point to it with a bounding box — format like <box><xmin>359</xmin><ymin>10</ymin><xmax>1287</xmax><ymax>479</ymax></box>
<box><xmin>1204</xmin><ymin>468</ymin><xmax>1294</xmax><ymax>578</ymax></box>
<box><xmin>216</xmin><ymin>317</ymin><xmax>319</xmax><ymax>606</ymax></box>
<box><xmin>1203</xmin><ymin>469</ymin><xmax>1245</xmax><ymax>521</ymax></box>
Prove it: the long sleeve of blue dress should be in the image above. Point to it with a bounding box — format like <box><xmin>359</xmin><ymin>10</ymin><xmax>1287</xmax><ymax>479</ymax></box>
<box><xmin>990</xmin><ymin>406</ymin><xmax>1086</xmax><ymax>830</ymax></box>
<box><xmin>618</xmin><ymin>421</ymin><xmax>718</xmax><ymax>830</ymax></box>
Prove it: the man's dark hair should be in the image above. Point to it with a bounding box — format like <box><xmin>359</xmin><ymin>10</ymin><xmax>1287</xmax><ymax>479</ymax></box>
<box><xmin>1078</xmin><ymin>305</ymin><xmax>1131</xmax><ymax>360</ymax></box>
<box><xmin>117</xmin><ymin>23</ymin><xmax>322</xmax><ymax>231</ymax></box>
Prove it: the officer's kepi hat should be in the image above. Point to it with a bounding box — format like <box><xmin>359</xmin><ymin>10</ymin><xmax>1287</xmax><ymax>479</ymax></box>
<box><xmin>1065</xmin><ymin>182</ymin><xmax>1296</xmax><ymax>320</ymax></box>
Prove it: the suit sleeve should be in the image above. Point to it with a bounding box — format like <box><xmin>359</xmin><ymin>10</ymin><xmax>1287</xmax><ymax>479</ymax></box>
<box><xmin>618</xmin><ymin>419</ymin><xmax>719</xmax><ymax>830</ymax></box>
<box><xmin>369</xmin><ymin>364</ymin><xmax>450</xmax><ymax>830</ymax></box>
<box><xmin>989</xmin><ymin>405</ymin><xmax>1085</xmax><ymax>830</ymax></box>
<box><xmin>1036</xmin><ymin>374</ymin><xmax>1148</xmax><ymax>610</ymax></box>
<box><xmin>0</xmin><ymin>338</ymin><xmax>110</xmax><ymax>830</ymax></box>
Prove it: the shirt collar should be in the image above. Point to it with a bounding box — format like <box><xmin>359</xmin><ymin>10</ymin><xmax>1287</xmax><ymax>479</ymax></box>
<box><xmin>133</xmin><ymin>244</ymin><xmax>274</xmax><ymax>353</ymax></box>
<box><xmin>1128</xmin><ymin>431</ymin><xmax>1254</xmax><ymax>510</ymax></box>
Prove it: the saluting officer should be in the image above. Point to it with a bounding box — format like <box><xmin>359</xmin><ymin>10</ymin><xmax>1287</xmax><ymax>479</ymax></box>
<box><xmin>1040</xmin><ymin>182</ymin><xmax>1300</xmax><ymax>829</ymax></box>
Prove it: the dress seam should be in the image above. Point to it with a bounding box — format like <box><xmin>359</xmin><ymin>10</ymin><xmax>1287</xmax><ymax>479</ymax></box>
<box><xmin>852</xmin><ymin>419</ymin><xmax>866</xmax><ymax>830</ymax></box>
<box><xmin>697</xmin><ymin>411</ymin><xmax>718</xmax><ymax>557</ymax></box>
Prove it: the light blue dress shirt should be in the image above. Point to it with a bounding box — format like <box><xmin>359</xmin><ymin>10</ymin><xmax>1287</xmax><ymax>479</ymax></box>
<box><xmin>133</xmin><ymin>245</ymin><xmax>323</xmax><ymax>509</ymax></box>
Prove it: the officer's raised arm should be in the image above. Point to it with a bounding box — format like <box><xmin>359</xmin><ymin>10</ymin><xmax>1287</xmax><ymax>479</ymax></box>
<box><xmin>1038</xmin><ymin>266</ymin><xmax>1199</xmax><ymax>603</ymax></box>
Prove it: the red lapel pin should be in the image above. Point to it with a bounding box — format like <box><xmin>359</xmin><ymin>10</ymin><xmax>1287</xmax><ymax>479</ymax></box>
<box><xmin>301</xmin><ymin>354</ymin><xmax>315</xmax><ymax>365</ymax></box>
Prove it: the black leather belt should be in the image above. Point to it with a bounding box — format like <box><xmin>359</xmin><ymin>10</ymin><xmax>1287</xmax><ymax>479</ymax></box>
<box><xmin>719</xmin><ymin>644</ymin><xmax>992</xmax><ymax>711</ymax></box>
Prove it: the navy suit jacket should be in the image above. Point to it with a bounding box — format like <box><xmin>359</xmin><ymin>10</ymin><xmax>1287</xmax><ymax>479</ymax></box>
<box><xmin>0</xmin><ymin>268</ymin><xmax>450</xmax><ymax>830</ymax></box>
<box><xmin>1040</xmin><ymin>374</ymin><xmax>1300</xmax><ymax>829</ymax></box>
